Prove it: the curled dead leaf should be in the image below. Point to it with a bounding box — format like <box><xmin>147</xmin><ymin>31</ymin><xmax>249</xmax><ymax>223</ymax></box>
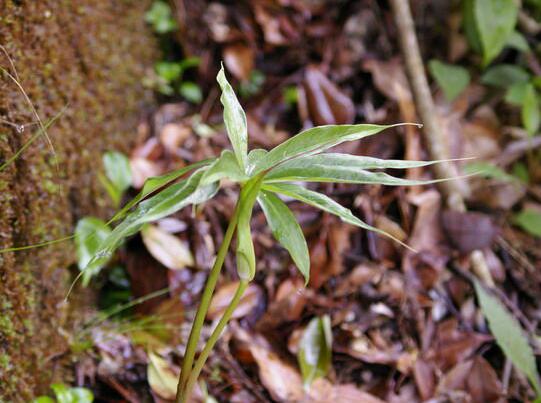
<box><xmin>303</xmin><ymin>65</ymin><xmax>355</xmax><ymax>126</ymax></box>
<box><xmin>207</xmin><ymin>281</ymin><xmax>263</xmax><ymax>320</ymax></box>
<box><xmin>441</xmin><ymin>211</ymin><xmax>498</xmax><ymax>253</ymax></box>
<box><xmin>147</xmin><ymin>352</ymin><xmax>179</xmax><ymax>400</ymax></box>
<box><xmin>141</xmin><ymin>225</ymin><xmax>194</xmax><ymax>270</ymax></box>
<box><xmin>159</xmin><ymin>123</ymin><xmax>191</xmax><ymax>154</ymax></box>
<box><xmin>223</xmin><ymin>43</ymin><xmax>254</xmax><ymax>81</ymax></box>
<box><xmin>130</xmin><ymin>157</ymin><xmax>162</xmax><ymax>189</ymax></box>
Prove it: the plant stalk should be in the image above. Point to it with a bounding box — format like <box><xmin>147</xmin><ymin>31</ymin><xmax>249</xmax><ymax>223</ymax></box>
<box><xmin>176</xmin><ymin>200</ymin><xmax>242</xmax><ymax>401</ymax></box>
<box><xmin>180</xmin><ymin>280</ymin><xmax>249</xmax><ymax>403</ymax></box>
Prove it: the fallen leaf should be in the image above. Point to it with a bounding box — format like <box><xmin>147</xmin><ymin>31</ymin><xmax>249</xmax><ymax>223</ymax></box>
<box><xmin>303</xmin><ymin>65</ymin><xmax>355</xmax><ymax>126</ymax></box>
<box><xmin>223</xmin><ymin>43</ymin><xmax>254</xmax><ymax>81</ymax></box>
<box><xmin>234</xmin><ymin>328</ymin><xmax>385</xmax><ymax>403</ymax></box>
<box><xmin>441</xmin><ymin>211</ymin><xmax>498</xmax><ymax>253</ymax></box>
<box><xmin>146</xmin><ymin>352</ymin><xmax>178</xmax><ymax>399</ymax></box>
<box><xmin>141</xmin><ymin>225</ymin><xmax>194</xmax><ymax>270</ymax></box>
<box><xmin>207</xmin><ymin>281</ymin><xmax>263</xmax><ymax>320</ymax></box>
<box><xmin>159</xmin><ymin>123</ymin><xmax>191</xmax><ymax>154</ymax></box>
<box><xmin>130</xmin><ymin>157</ymin><xmax>162</xmax><ymax>189</ymax></box>
<box><xmin>298</xmin><ymin>315</ymin><xmax>332</xmax><ymax>387</ymax></box>
<box><xmin>436</xmin><ymin>357</ymin><xmax>504</xmax><ymax>402</ymax></box>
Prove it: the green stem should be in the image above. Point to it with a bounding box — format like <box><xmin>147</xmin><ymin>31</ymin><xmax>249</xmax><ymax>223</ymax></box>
<box><xmin>181</xmin><ymin>280</ymin><xmax>248</xmax><ymax>403</ymax></box>
<box><xmin>175</xmin><ymin>200</ymin><xmax>242</xmax><ymax>402</ymax></box>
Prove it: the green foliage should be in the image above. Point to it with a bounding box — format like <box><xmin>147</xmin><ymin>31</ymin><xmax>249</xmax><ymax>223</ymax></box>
<box><xmin>474</xmin><ymin>281</ymin><xmax>541</xmax><ymax>396</ymax></box>
<box><xmin>34</xmin><ymin>383</ymin><xmax>93</xmax><ymax>403</ymax></box>
<box><xmin>428</xmin><ymin>60</ymin><xmax>470</xmax><ymax>102</ymax></box>
<box><xmin>83</xmin><ymin>67</ymin><xmax>438</xmax><ymax>285</ymax></box>
<box><xmin>75</xmin><ymin>217</ymin><xmax>112</xmax><ymax>285</ymax></box>
<box><xmin>156</xmin><ymin>61</ymin><xmax>183</xmax><ymax>83</ymax></box>
<box><xmin>217</xmin><ymin>65</ymin><xmax>249</xmax><ymax>171</ymax></box>
<box><xmin>80</xmin><ymin>65</ymin><xmax>454</xmax><ymax>401</ymax></box>
<box><xmin>472</xmin><ymin>0</ymin><xmax>519</xmax><ymax>65</ymax></box>
<box><xmin>481</xmin><ymin>64</ymin><xmax>530</xmax><ymax>88</ymax></box>
<box><xmin>263</xmin><ymin>153</ymin><xmax>449</xmax><ymax>185</ymax></box>
<box><xmin>505</xmin><ymin>82</ymin><xmax>529</xmax><ymax>105</ymax></box>
<box><xmin>522</xmin><ymin>83</ymin><xmax>540</xmax><ymax>136</ymax></box>
<box><xmin>179</xmin><ymin>82</ymin><xmax>203</xmax><ymax>104</ymax></box>
<box><xmin>101</xmin><ymin>151</ymin><xmax>132</xmax><ymax>207</ymax></box>
<box><xmin>506</xmin><ymin>31</ymin><xmax>530</xmax><ymax>52</ymax></box>
<box><xmin>480</xmin><ymin>63</ymin><xmax>540</xmax><ymax>136</ymax></box>
<box><xmin>463</xmin><ymin>161</ymin><xmax>517</xmax><ymax>182</ymax></box>
<box><xmin>512</xmin><ymin>162</ymin><xmax>529</xmax><ymax>183</ymax></box>
<box><xmin>239</xmin><ymin>70</ymin><xmax>266</xmax><ymax>98</ymax></box>
<box><xmin>153</xmin><ymin>58</ymin><xmax>201</xmax><ymax>100</ymax></box>
<box><xmin>297</xmin><ymin>315</ymin><xmax>332</xmax><ymax>388</ymax></box>
<box><xmin>112</xmin><ymin>159</ymin><xmax>214</xmax><ymax>222</ymax></box>
<box><xmin>258</xmin><ymin>190</ymin><xmax>310</xmax><ymax>284</ymax></box>
<box><xmin>145</xmin><ymin>1</ymin><xmax>178</xmax><ymax>34</ymax></box>
<box><xmin>235</xmin><ymin>178</ymin><xmax>263</xmax><ymax>281</ymax></box>
<box><xmin>514</xmin><ymin>209</ymin><xmax>541</xmax><ymax>237</ymax></box>
<box><xmin>85</xmin><ymin>170</ymin><xmax>218</xmax><ymax>280</ymax></box>
<box><xmin>201</xmin><ymin>150</ymin><xmax>248</xmax><ymax>185</ymax></box>
<box><xmin>283</xmin><ymin>85</ymin><xmax>298</xmax><ymax>106</ymax></box>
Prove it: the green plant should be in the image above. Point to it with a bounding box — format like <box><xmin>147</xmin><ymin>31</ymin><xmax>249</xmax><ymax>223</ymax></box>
<box><xmin>80</xmin><ymin>65</ymin><xmax>455</xmax><ymax>402</ymax></box>
<box><xmin>463</xmin><ymin>0</ymin><xmax>519</xmax><ymax>66</ymax></box>
<box><xmin>145</xmin><ymin>1</ymin><xmax>178</xmax><ymax>34</ymax></box>
<box><xmin>33</xmin><ymin>383</ymin><xmax>93</xmax><ymax>403</ymax></box>
<box><xmin>298</xmin><ymin>315</ymin><xmax>332</xmax><ymax>388</ymax></box>
<box><xmin>428</xmin><ymin>60</ymin><xmax>470</xmax><ymax>102</ymax></box>
<box><xmin>152</xmin><ymin>58</ymin><xmax>202</xmax><ymax>102</ymax></box>
<box><xmin>474</xmin><ymin>280</ymin><xmax>541</xmax><ymax>398</ymax></box>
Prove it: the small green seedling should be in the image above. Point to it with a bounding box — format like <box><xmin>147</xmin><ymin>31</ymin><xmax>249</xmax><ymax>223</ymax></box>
<box><xmin>153</xmin><ymin>58</ymin><xmax>202</xmax><ymax>101</ymax></box>
<box><xmin>81</xmin><ymin>64</ymin><xmax>455</xmax><ymax>402</ymax></box>
<box><xmin>145</xmin><ymin>1</ymin><xmax>178</xmax><ymax>34</ymax></box>
<box><xmin>99</xmin><ymin>151</ymin><xmax>132</xmax><ymax>207</ymax></box>
<box><xmin>33</xmin><ymin>383</ymin><xmax>93</xmax><ymax>403</ymax></box>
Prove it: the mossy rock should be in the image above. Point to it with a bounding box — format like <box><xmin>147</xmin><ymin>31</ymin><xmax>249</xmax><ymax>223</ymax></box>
<box><xmin>0</xmin><ymin>1</ymin><xmax>157</xmax><ymax>399</ymax></box>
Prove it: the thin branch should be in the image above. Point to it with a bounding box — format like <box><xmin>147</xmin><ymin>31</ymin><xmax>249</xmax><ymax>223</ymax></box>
<box><xmin>389</xmin><ymin>0</ymin><xmax>494</xmax><ymax>286</ymax></box>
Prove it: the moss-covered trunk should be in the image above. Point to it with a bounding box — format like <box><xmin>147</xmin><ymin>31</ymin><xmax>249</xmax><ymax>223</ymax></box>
<box><xmin>0</xmin><ymin>1</ymin><xmax>157</xmax><ymax>398</ymax></box>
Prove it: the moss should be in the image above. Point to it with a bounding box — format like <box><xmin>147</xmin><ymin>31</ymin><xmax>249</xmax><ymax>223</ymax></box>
<box><xmin>0</xmin><ymin>0</ymin><xmax>158</xmax><ymax>399</ymax></box>
<box><xmin>0</xmin><ymin>314</ymin><xmax>16</xmax><ymax>338</ymax></box>
<box><xmin>0</xmin><ymin>353</ymin><xmax>10</xmax><ymax>370</ymax></box>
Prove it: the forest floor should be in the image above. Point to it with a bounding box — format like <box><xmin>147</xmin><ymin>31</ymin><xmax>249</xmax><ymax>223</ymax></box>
<box><xmin>60</xmin><ymin>1</ymin><xmax>541</xmax><ymax>402</ymax></box>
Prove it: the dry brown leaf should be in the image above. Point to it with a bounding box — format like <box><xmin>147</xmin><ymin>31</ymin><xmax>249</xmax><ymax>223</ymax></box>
<box><xmin>159</xmin><ymin>123</ymin><xmax>191</xmax><ymax>154</ymax></box>
<box><xmin>428</xmin><ymin>318</ymin><xmax>491</xmax><ymax>371</ymax></box>
<box><xmin>147</xmin><ymin>352</ymin><xmax>179</xmax><ymax>400</ymax></box>
<box><xmin>303</xmin><ymin>65</ymin><xmax>355</xmax><ymax>126</ymax></box>
<box><xmin>235</xmin><ymin>328</ymin><xmax>385</xmax><ymax>403</ymax></box>
<box><xmin>141</xmin><ymin>225</ymin><xmax>194</xmax><ymax>270</ymax></box>
<box><xmin>223</xmin><ymin>43</ymin><xmax>254</xmax><ymax>81</ymax></box>
<box><xmin>441</xmin><ymin>211</ymin><xmax>498</xmax><ymax>253</ymax></box>
<box><xmin>130</xmin><ymin>157</ymin><xmax>162</xmax><ymax>189</ymax></box>
<box><xmin>436</xmin><ymin>357</ymin><xmax>504</xmax><ymax>403</ymax></box>
<box><xmin>207</xmin><ymin>281</ymin><xmax>263</xmax><ymax>320</ymax></box>
<box><xmin>254</xmin><ymin>4</ymin><xmax>288</xmax><ymax>45</ymax></box>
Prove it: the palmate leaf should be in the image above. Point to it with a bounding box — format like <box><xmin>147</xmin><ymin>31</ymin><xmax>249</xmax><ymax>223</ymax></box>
<box><xmin>83</xmin><ymin>169</ymin><xmax>218</xmax><ymax>284</ymax></box>
<box><xmin>201</xmin><ymin>150</ymin><xmax>248</xmax><ymax>185</ymax></box>
<box><xmin>263</xmin><ymin>182</ymin><xmax>411</xmax><ymax>250</ymax></box>
<box><xmin>263</xmin><ymin>153</ymin><xmax>446</xmax><ymax>186</ymax></box>
<box><xmin>257</xmin><ymin>190</ymin><xmax>310</xmax><ymax>284</ymax></box>
<box><xmin>252</xmin><ymin>123</ymin><xmax>418</xmax><ymax>175</ymax></box>
<box><xmin>111</xmin><ymin>159</ymin><xmax>214</xmax><ymax>222</ymax></box>
<box><xmin>217</xmin><ymin>65</ymin><xmax>248</xmax><ymax>171</ymax></box>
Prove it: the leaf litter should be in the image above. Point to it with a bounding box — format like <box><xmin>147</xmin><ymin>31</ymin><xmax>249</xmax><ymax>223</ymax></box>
<box><xmin>66</xmin><ymin>1</ymin><xmax>541</xmax><ymax>402</ymax></box>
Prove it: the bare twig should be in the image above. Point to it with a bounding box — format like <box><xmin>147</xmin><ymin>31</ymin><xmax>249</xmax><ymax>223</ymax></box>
<box><xmin>389</xmin><ymin>0</ymin><xmax>494</xmax><ymax>286</ymax></box>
